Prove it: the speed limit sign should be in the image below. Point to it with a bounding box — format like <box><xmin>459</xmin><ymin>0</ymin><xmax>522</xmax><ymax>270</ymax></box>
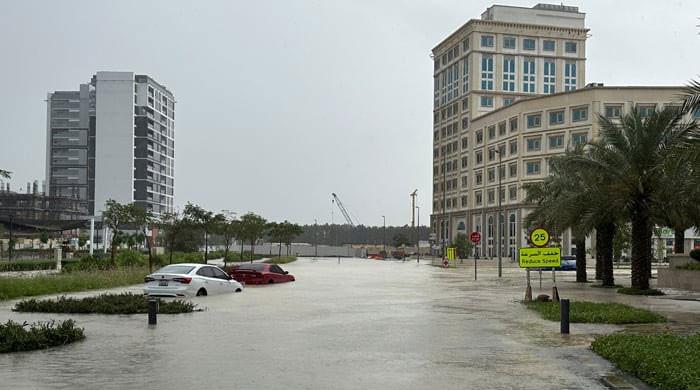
<box><xmin>530</xmin><ymin>228</ymin><xmax>550</xmax><ymax>247</ymax></box>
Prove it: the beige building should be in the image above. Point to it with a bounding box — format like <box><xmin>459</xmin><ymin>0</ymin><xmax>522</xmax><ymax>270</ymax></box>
<box><xmin>430</xmin><ymin>4</ymin><xmax>688</xmax><ymax>258</ymax></box>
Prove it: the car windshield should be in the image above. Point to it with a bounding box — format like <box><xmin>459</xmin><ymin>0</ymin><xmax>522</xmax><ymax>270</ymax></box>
<box><xmin>237</xmin><ymin>264</ymin><xmax>265</xmax><ymax>271</ymax></box>
<box><xmin>155</xmin><ymin>265</ymin><xmax>195</xmax><ymax>275</ymax></box>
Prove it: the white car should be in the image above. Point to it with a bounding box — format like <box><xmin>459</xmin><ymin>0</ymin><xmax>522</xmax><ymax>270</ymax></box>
<box><xmin>144</xmin><ymin>263</ymin><xmax>244</xmax><ymax>297</ymax></box>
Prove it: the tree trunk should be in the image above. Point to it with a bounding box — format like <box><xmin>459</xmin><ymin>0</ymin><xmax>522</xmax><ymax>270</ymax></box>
<box><xmin>630</xmin><ymin>207</ymin><xmax>651</xmax><ymax>290</ymax></box>
<box><xmin>145</xmin><ymin>228</ymin><xmax>153</xmax><ymax>273</ymax></box>
<box><xmin>169</xmin><ymin>239</ymin><xmax>174</xmax><ymax>265</ymax></box>
<box><xmin>240</xmin><ymin>241</ymin><xmax>244</xmax><ymax>261</ymax></box>
<box><xmin>204</xmin><ymin>231</ymin><xmax>209</xmax><ymax>263</ymax></box>
<box><xmin>250</xmin><ymin>241</ymin><xmax>255</xmax><ymax>263</ymax></box>
<box><xmin>674</xmin><ymin>227</ymin><xmax>686</xmax><ymax>254</ymax></box>
<box><xmin>574</xmin><ymin>236</ymin><xmax>587</xmax><ymax>283</ymax></box>
<box><xmin>278</xmin><ymin>242</ymin><xmax>282</xmax><ymax>258</ymax></box>
<box><xmin>595</xmin><ymin>229</ymin><xmax>603</xmax><ymax>280</ymax></box>
<box><xmin>597</xmin><ymin>222</ymin><xmax>615</xmax><ymax>287</ymax></box>
<box><xmin>223</xmin><ymin>238</ymin><xmax>230</xmax><ymax>269</ymax></box>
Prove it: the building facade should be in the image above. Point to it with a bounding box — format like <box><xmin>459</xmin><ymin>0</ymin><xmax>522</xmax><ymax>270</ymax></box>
<box><xmin>431</xmin><ymin>3</ymin><xmax>588</xmax><ymax>250</ymax></box>
<box><xmin>45</xmin><ymin>72</ymin><xmax>175</xmax><ymax>217</ymax></box>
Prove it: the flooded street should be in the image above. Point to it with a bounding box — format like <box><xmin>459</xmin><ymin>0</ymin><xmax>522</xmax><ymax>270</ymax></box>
<box><xmin>0</xmin><ymin>258</ymin><xmax>677</xmax><ymax>389</ymax></box>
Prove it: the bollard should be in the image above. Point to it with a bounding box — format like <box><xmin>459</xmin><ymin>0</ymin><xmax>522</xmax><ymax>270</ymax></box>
<box><xmin>55</xmin><ymin>248</ymin><xmax>62</xmax><ymax>271</ymax></box>
<box><xmin>560</xmin><ymin>298</ymin><xmax>570</xmax><ymax>334</ymax></box>
<box><xmin>148</xmin><ymin>299</ymin><xmax>158</xmax><ymax>325</ymax></box>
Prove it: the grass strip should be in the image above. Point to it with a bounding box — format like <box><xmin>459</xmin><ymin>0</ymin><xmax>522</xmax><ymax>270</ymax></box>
<box><xmin>524</xmin><ymin>300</ymin><xmax>665</xmax><ymax>324</ymax></box>
<box><xmin>617</xmin><ymin>287</ymin><xmax>665</xmax><ymax>296</ymax></box>
<box><xmin>0</xmin><ymin>268</ymin><xmax>147</xmax><ymax>301</ymax></box>
<box><xmin>264</xmin><ymin>256</ymin><xmax>298</xmax><ymax>264</ymax></box>
<box><xmin>14</xmin><ymin>293</ymin><xmax>195</xmax><ymax>314</ymax></box>
<box><xmin>592</xmin><ymin>333</ymin><xmax>700</xmax><ymax>389</ymax></box>
<box><xmin>0</xmin><ymin>319</ymin><xmax>85</xmax><ymax>353</ymax></box>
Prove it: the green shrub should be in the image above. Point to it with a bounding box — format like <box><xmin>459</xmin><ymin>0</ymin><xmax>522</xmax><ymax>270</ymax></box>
<box><xmin>617</xmin><ymin>287</ymin><xmax>665</xmax><ymax>296</ymax></box>
<box><xmin>592</xmin><ymin>333</ymin><xmax>700</xmax><ymax>389</ymax></box>
<box><xmin>524</xmin><ymin>300</ymin><xmax>665</xmax><ymax>324</ymax></box>
<box><xmin>264</xmin><ymin>256</ymin><xmax>297</xmax><ymax>264</ymax></box>
<box><xmin>677</xmin><ymin>262</ymin><xmax>700</xmax><ymax>271</ymax></box>
<box><xmin>62</xmin><ymin>255</ymin><xmax>113</xmax><ymax>273</ymax></box>
<box><xmin>0</xmin><ymin>319</ymin><xmax>85</xmax><ymax>353</ymax></box>
<box><xmin>689</xmin><ymin>248</ymin><xmax>700</xmax><ymax>261</ymax></box>
<box><xmin>0</xmin><ymin>268</ymin><xmax>147</xmax><ymax>301</ymax></box>
<box><xmin>14</xmin><ymin>293</ymin><xmax>195</xmax><ymax>314</ymax></box>
<box><xmin>116</xmin><ymin>250</ymin><xmax>146</xmax><ymax>267</ymax></box>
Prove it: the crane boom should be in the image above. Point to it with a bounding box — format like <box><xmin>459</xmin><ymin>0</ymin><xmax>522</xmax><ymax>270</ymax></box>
<box><xmin>331</xmin><ymin>193</ymin><xmax>355</xmax><ymax>226</ymax></box>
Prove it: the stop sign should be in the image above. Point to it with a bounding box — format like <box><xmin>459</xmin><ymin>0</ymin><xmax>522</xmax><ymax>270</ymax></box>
<box><xmin>470</xmin><ymin>231</ymin><xmax>481</xmax><ymax>243</ymax></box>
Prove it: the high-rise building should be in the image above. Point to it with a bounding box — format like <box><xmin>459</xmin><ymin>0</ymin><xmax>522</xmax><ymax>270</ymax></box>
<box><xmin>45</xmin><ymin>71</ymin><xmax>175</xmax><ymax>217</ymax></box>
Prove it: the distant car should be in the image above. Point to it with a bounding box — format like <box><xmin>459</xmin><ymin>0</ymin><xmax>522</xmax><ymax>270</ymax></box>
<box><xmin>228</xmin><ymin>263</ymin><xmax>295</xmax><ymax>285</ymax></box>
<box><xmin>556</xmin><ymin>255</ymin><xmax>577</xmax><ymax>271</ymax></box>
<box><xmin>144</xmin><ymin>263</ymin><xmax>243</xmax><ymax>297</ymax></box>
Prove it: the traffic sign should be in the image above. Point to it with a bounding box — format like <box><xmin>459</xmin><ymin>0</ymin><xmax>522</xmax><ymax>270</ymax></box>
<box><xmin>518</xmin><ymin>247</ymin><xmax>561</xmax><ymax>268</ymax></box>
<box><xmin>470</xmin><ymin>231</ymin><xmax>481</xmax><ymax>244</ymax></box>
<box><xmin>530</xmin><ymin>228</ymin><xmax>550</xmax><ymax>247</ymax></box>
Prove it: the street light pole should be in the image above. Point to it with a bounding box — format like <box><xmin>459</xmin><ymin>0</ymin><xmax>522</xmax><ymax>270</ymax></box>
<box><xmin>382</xmin><ymin>215</ymin><xmax>386</xmax><ymax>255</ymax></box>
<box><xmin>416</xmin><ymin>206</ymin><xmax>420</xmax><ymax>263</ymax></box>
<box><xmin>8</xmin><ymin>214</ymin><xmax>13</xmax><ymax>261</ymax></box>
<box><xmin>314</xmin><ymin>218</ymin><xmax>318</xmax><ymax>257</ymax></box>
<box><xmin>495</xmin><ymin>148</ymin><xmax>503</xmax><ymax>278</ymax></box>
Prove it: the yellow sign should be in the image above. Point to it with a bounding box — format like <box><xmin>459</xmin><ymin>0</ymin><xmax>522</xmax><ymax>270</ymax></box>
<box><xmin>518</xmin><ymin>247</ymin><xmax>561</xmax><ymax>268</ymax></box>
<box><xmin>446</xmin><ymin>247</ymin><xmax>456</xmax><ymax>260</ymax></box>
<box><xmin>530</xmin><ymin>228</ymin><xmax>550</xmax><ymax>247</ymax></box>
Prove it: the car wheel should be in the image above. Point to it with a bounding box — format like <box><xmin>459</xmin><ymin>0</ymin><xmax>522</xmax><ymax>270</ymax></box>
<box><xmin>235</xmin><ymin>288</ymin><xmax>242</xmax><ymax>292</ymax></box>
<box><xmin>196</xmin><ymin>288</ymin><xmax>207</xmax><ymax>296</ymax></box>
<box><xmin>268</xmin><ymin>280</ymin><xmax>274</xmax><ymax>284</ymax></box>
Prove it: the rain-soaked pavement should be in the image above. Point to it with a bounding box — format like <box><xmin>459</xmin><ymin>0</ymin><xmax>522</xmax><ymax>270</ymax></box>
<box><xmin>1</xmin><ymin>257</ymin><xmax>699</xmax><ymax>389</ymax></box>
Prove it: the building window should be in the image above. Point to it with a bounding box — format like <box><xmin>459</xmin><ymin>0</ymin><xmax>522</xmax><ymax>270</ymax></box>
<box><xmin>572</xmin><ymin>106</ymin><xmax>588</xmax><ymax>122</ymax></box>
<box><xmin>462</xmin><ymin>117</ymin><xmax>469</xmax><ymax>130</ymax></box>
<box><xmin>503</xmin><ymin>97</ymin><xmax>514</xmax><ymax>106</ymax></box>
<box><xmin>572</xmin><ymin>133</ymin><xmax>588</xmax><ymax>146</ymax></box>
<box><xmin>526</xmin><ymin>161</ymin><xmax>541</xmax><ymax>175</ymax></box>
<box><xmin>503</xmin><ymin>36</ymin><xmax>516</xmax><ymax>49</ymax></box>
<box><xmin>488</xmin><ymin>126</ymin><xmax>496</xmax><ymax>140</ymax></box>
<box><xmin>488</xmin><ymin>168</ymin><xmax>495</xmax><ymax>182</ymax></box>
<box><xmin>498</xmin><ymin>143</ymin><xmax>506</xmax><ymax>157</ymax></box>
<box><xmin>509</xmin><ymin>140</ymin><xmax>518</xmax><ymax>155</ymax></box>
<box><xmin>565</xmin><ymin>41</ymin><xmax>577</xmax><ymax>53</ymax></box>
<box><xmin>639</xmin><ymin>104</ymin><xmax>656</xmax><ymax>118</ymax></box>
<box><xmin>462</xmin><ymin>98</ymin><xmax>468</xmax><ymax>110</ymax></box>
<box><xmin>481</xmin><ymin>55</ymin><xmax>494</xmax><ymax>90</ymax></box>
<box><xmin>509</xmin><ymin>162</ymin><xmax>517</xmax><ymax>177</ymax></box>
<box><xmin>526</xmin><ymin>113</ymin><xmax>541</xmax><ymax>128</ymax></box>
<box><xmin>509</xmin><ymin>186</ymin><xmax>517</xmax><ymax>200</ymax></box>
<box><xmin>549</xmin><ymin>134</ymin><xmax>564</xmax><ymax>149</ymax></box>
<box><xmin>461</xmin><ymin>137</ymin><xmax>468</xmax><ymax>149</ymax></box>
<box><xmin>475</xmin><ymin>150</ymin><xmax>483</xmax><ymax>164</ymax></box>
<box><xmin>543</xmin><ymin>40</ymin><xmax>555</xmax><ymax>52</ymax></box>
<box><xmin>543</xmin><ymin>60</ymin><xmax>556</xmax><ymax>94</ymax></box>
<box><xmin>605</xmin><ymin>105</ymin><xmax>622</xmax><ymax>118</ymax></box>
<box><xmin>461</xmin><ymin>156</ymin><xmax>468</xmax><ymax>168</ymax></box>
<box><xmin>481</xmin><ymin>35</ymin><xmax>494</xmax><ymax>47</ymax></box>
<box><xmin>475</xmin><ymin>171</ymin><xmax>483</xmax><ymax>185</ymax></box>
<box><xmin>462</xmin><ymin>175</ymin><xmax>469</xmax><ymax>187</ymax></box>
<box><xmin>462</xmin><ymin>38</ymin><xmax>470</xmax><ymax>52</ymax></box>
<box><xmin>462</xmin><ymin>58</ymin><xmax>469</xmax><ymax>94</ymax></box>
<box><xmin>523</xmin><ymin>38</ymin><xmax>536</xmax><ymax>50</ymax></box>
<box><xmin>498</xmin><ymin>122</ymin><xmax>506</xmax><ymax>136</ymax></box>
<box><xmin>503</xmin><ymin>56</ymin><xmax>516</xmax><ymax>92</ymax></box>
<box><xmin>488</xmin><ymin>148</ymin><xmax>495</xmax><ymax>162</ymax></box>
<box><xmin>549</xmin><ymin>110</ymin><xmax>564</xmax><ymax>125</ymax></box>
<box><xmin>475</xmin><ymin>191</ymin><xmax>483</xmax><ymax>206</ymax></box>
<box><xmin>526</xmin><ymin>137</ymin><xmax>541</xmax><ymax>152</ymax></box>
<box><xmin>476</xmin><ymin>129</ymin><xmax>483</xmax><ymax>144</ymax></box>
<box><xmin>509</xmin><ymin>117</ymin><xmax>518</xmax><ymax>132</ymax></box>
<box><xmin>487</xmin><ymin>189</ymin><xmax>495</xmax><ymax>204</ymax></box>
<box><xmin>461</xmin><ymin>195</ymin><xmax>468</xmax><ymax>207</ymax></box>
<box><xmin>564</xmin><ymin>61</ymin><xmax>577</xmax><ymax>91</ymax></box>
<box><xmin>523</xmin><ymin>58</ymin><xmax>536</xmax><ymax>93</ymax></box>
<box><xmin>480</xmin><ymin>96</ymin><xmax>493</xmax><ymax>107</ymax></box>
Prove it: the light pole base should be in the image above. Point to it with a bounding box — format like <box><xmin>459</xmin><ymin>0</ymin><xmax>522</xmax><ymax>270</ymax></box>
<box><xmin>525</xmin><ymin>285</ymin><xmax>533</xmax><ymax>302</ymax></box>
<box><xmin>552</xmin><ymin>286</ymin><xmax>560</xmax><ymax>302</ymax></box>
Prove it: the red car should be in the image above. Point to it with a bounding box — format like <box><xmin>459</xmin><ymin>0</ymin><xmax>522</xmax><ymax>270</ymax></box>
<box><xmin>228</xmin><ymin>263</ymin><xmax>295</xmax><ymax>285</ymax></box>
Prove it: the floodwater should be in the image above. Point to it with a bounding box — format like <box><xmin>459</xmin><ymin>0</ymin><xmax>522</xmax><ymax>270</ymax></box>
<box><xmin>0</xmin><ymin>257</ymin><xmax>682</xmax><ymax>389</ymax></box>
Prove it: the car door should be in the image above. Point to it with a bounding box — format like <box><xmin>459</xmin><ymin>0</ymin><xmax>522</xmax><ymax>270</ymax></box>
<box><xmin>210</xmin><ymin>266</ymin><xmax>233</xmax><ymax>292</ymax></box>
<box><xmin>269</xmin><ymin>265</ymin><xmax>286</xmax><ymax>282</ymax></box>
<box><xmin>196</xmin><ymin>267</ymin><xmax>218</xmax><ymax>294</ymax></box>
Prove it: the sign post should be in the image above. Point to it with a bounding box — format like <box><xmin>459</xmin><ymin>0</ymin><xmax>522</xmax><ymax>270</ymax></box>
<box><xmin>470</xmin><ymin>232</ymin><xmax>481</xmax><ymax>281</ymax></box>
<box><xmin>519</xmin><ymin>228</ymin><xmax>560</xmax><ymax>302</ymax></box>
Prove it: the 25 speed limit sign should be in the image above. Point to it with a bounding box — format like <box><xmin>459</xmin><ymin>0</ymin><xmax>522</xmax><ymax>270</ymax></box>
<box><xmin>530</xmin><ymin>228</ymin><xmax>550</xmax><ymax>247</ymax></box>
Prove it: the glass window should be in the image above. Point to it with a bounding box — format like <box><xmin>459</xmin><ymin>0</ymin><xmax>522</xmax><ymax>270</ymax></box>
<box><xmin>639</xmin><ymin>105</ymin><xmax>656</xmax><ymax>118</ymax></box>
<box><xmin>487</xmin><ymin>189</ymin><xmax>495</xmax><ymax>203</ymax></box>
<box><xmin>461</xmin><ymin>157</ymin><xmax>468</xmax><ymax>168</ymax></box>
<box><xmin>509</xmin><ymin>140</ymin><xmax>518</xmax><ymax>155</ymax></box>
<box><xmin>475</xmin><ymin>171</ymin><xmax>483</xmax><ymax>185</ymax></box>
<box><xmin>481</xmin><ymin>55</ymin><xmax>494</xmax><ymax>90</ymax></box>
<box><xmin>488</xmin><ymin>168</ymin><xmax>495</xmax><ymax>182</ymax></box>
<box><xmin>462</xmin><ymin>117</ymin><xmax>469</xmax><ymax>130</ymax></box>
<box><xmin>526</xmin><ymin>113</ymin><xmax>541</xmax><ymax>128</ymax></box>
<box><xmin>196</xmin><ymin>267</ymin><xmax>216</xmax><ymax>277</ymax></box>
<box><xmin>565</xmin><ymin>41</ymin><xmax>577</xmax><ymax>53</ymax></box>
<box><xmin>156</xmin><ymin>265</ymin><xmax>195</xmax><ymax>274</ymax></box>
<box><xmin>543</xmin><ymin>40</ymin><xmax>555</xmax><ymax>51</ymax></box>
<box><xmin>461</xmin><ymin>137</ymin><xmax>468</xmax><ymax>149</ymax></box>
<box><xmin>509</xmin><ymin>162</ymin><xmax>517</xmax><ymax>177</ymax></box>
<box><xmin>605</xmin><ymin>105</ymin><xmax>622</xmax><ymax>118</ymax></box>
<box><xmin>526</xmin><ymin>137</ymin><xmax>541</xmax><ymax>152</ymax></box>
<box><xmin>480</xmin><ymin>96</ymin><xmax>493</xmax><ymax>107</ymax></box>
<box><xmin>503</xmin><ymin>36</ymin><xmax>516</xmax><ymax>49</ymax></box>
<box><xmin>503</xmin><ymin>97</ymin><xmax>514</xmax><ymax>106</ymax></box>
<box><xmin>462</xmin><ymin>38</ymin><xmax>470</xmax><ymax>52</ymax></box>
<box><xmin>572</xmin><ymin>106</ymin><xmax>588</xmax><ymax>122</ymax></box>
<box><xmin>572</xmin><ymin>133</ymin><xmax>588</xmax><ymax>145</ymax></box>
<box><xmin>211</xmin><ymin>267</ymin><xmax>230</xmax><ymax>279</ymax></box>
<box><xmin>526</xmin><ymin>161</ymin><xmax>541</xmax><ymax>175</ymax></box>
<box><xmin>461</xmin><ymin>196</ymin><xmax>468</xmax><ymax>207</ymax></box>
<box><xmin>488</xmin><ymin>126</ymin><xmax>496</xmax><ymax>139</ymax></box>
<box><xmin>523</xmin><ymin>38</ymin><xmax>536</xmax><ymax>50</ymax></box>
<box><xmin>693</xmin><ymin>109</ymin><xmax>700</xmax><ymax>119</ymax></box>
<box><xmin>523</xmin><ymin>58</ymin><xmax>536</xmax><ymax>93</ymax></box>
<box><xmin>564</xmin><ymin>61</ymin><xmax>577</xmax><ymax>91</ymax></box>
<box><xmin>549</xmin><ymin>110</ymin><xmax>564</xmax><ymax>125</ymax></box>
<box><xmin>543</xmin><ymin>60</ymin><xmax>556</xmax><ymax>94</ymax></box>
<box><xmin>502</xmin><ymin>56</ymin><xmax>516</xmax><ymax>91</ymax></box>
<box><xmin>476</xmin><ymin>129</ymin><xmax>483</xmax><ymax>144</ymax></box>
<box><xmin>509</xmin><ymin>186</ymin><xmax>517</xmax><ymax>200</ymax></box>
<box><xmin>549</xmin><ymin>135</ymin><xmax>564</xmax><ymax>149</ymax></box>
<box><xmin>498</xmin><ymin>122</ymin><xmax>506</xmax><ymax>136</ymax></box>
<box><xmin>475</xmin><ymin>150</ymin><xmax>483</xmax><ymax>164</ymax></box>
<box><xmin>509</xmin><ymin>117</ymin><xmax>518</xmax><ymax>132</ymax></box>
<box><xmin>475</xmin><ymin>191</ymin><xmax>483</xmax><ymax>205</ymax></box>
<box><xmin>462</xmin><ymin>58</ymin><xmax>470</xmax><ymax>94</ymax></box>
<box><xmin>481</xmin><ymin>35</ymin><xmax>494</xmax><ymax>47</ymax></box>
<box><xmin>488</xmin><ymin>148</ymin><xmax>495</xmax><ymax>161</ymax></box>
<box><xmin>462</xmin><ymin>175</ymin><xmax>468</xmax><ymax>186</ymax></box>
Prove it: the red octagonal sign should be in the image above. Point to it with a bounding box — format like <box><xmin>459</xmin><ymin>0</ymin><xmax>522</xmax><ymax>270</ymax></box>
<box><xmin>470</xmin><ymin>231</ymin><xmax>481</xmax><ymax>243</ymax></box>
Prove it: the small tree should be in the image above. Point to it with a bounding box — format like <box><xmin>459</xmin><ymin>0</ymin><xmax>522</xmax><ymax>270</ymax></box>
<box><xmin>239</xmin><ymin>213</ymin><xmax>268</xmax><ymax>262</ymax></box>
<box><xmin>131</xmin><ymin>206</ymin><xmax>154</xmax><ymax>272</ymax></box>
<box><xmin>77</xmin><ymin>236</ymin><xmax>87</xmax><ymax>249</ymax></box>
<box><xmin>217</xmin><ymin>218</ymin><xmax>240</xmax><ymax>268</ymax></box>
<box><xmin>183</xmin><ymin>203</ymin><xmax>224</xmax><ymax>263</ymax></box>
<box><xmin>267</xmin><ymin>222</ymin><xmax>285</xmax><ymax>258</ymax></box>
<box><xmin>103</xmin><ymin>200</ymin><xmax>134</xmax><ymax>263</ymax></box>
<box><xmin>452</xmin><ymin>233</ymin><xmax>473</xmax><ymax>259</ymax></box>
<box><xmin>392</xmin><ymin>233</ymin><xmax>411</xmax><ymax>248</ymax></box>
<box><xmin>39</xmin><ymin>231</ymin><xmax>49</xmax><ymax>247</ymax></box>
<box><xmin>282</xmin><ymin>222</ymin><xmax>304</xmax><ymax>256</ymax></box>
<box><xmin>159</xmin><ymin>212</ymin><xmax>188</xmax><ymax>264</ymax></box>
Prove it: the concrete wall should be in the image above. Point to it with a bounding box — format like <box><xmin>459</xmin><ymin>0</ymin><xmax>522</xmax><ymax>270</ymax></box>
<box><xmin>94</xmin><ymin>72</ymin><xmax>135</xmax><ymax>214</ymax></box>
<box><xmin>658</xmin><ymin>268</ymin><xmax>700</xmax><ymax>292</ymax></box>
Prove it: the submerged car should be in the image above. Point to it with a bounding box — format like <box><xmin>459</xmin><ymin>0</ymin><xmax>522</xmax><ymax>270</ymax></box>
<box><xmin>144</xmin><ymin>263</ymin><xmax>243</xmax><ymax>297</ymax></box>
<box><xmin>228</xmin><ymin>263</ymin><xmax>295</xmax><ymax>285</ymax></box>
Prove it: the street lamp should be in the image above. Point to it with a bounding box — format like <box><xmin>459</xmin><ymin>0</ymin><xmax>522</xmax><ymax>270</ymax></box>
<box><xmin>416</xmin><ymin>206</ymin><xmax>420</xmax><ymax>263</ymax></box>
<box><xmin>314</xmin><ymin>218</ymin><xmax>318</xmax><ymax>257</ymax></box>
<box><xmin>494</xmin><ymin>148</ymin><xmax>504</xmax><ymax>278</ymax></box>
<box><xmin>382</xmin><ymin>215</ymin><xmax>386</xmax><ymax>254</ymax></box>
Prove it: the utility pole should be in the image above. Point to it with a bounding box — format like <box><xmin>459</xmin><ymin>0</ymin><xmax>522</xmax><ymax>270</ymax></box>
<box><xmin>8</xmin><ymin>214</ymin><xmax>13</xmax><ymax>261</ymax></box>
<box><xmin>314</xmin><ymin>218</ymin><xmax>318</xmax><ymax>257</ymax></box>
<box><xmin>441</xmin><ymin>141</ymin><xmax>447</xmax><ymax>260</ymax></box>
<box><xmin>416</xmin><ymin>206</ymin><xmax>421</xmax><ymax>263</ymax></box>
<box><xmin>382</xmin><ymin>215</ymin><xmax>386</xmax><ymax>255</ymax></box>
<box><xmin>495</xmin><ymin>148</ymin><xmax>503</xmax><ymax>278</ymax></box>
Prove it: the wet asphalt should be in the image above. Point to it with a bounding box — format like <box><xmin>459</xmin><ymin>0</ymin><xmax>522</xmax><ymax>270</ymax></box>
<box><xmin>1</xmin><ymin>257</ymin><xmax>698</xmax><ymax>389</ymax></box>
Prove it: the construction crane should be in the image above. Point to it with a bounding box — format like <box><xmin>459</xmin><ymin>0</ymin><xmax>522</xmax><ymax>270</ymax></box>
<box><xmin>331</xmin><ymin>193</ymin><xmax>355</xmax><ymax>226</ymax></box>
<box><xmin>410</xmin><ymin>189</ymin><xmax>418</xmax><ymax>227</ymax></box>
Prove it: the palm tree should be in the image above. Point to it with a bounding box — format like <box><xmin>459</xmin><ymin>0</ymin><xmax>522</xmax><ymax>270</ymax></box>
<box><xmin>563</xmin><ymin>107</ymin><xmax>700</xmax><ymax>290</ymax></box>
<box><xmin>0</xmin><ymin>169</ymin><xmax>10</xmax><ymax>179</ymax></box>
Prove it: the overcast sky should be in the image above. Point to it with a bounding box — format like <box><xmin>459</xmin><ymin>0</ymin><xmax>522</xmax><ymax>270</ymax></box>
<box><xmin>1</xmin><ymin>0</ymin><xmax>699</xmax><ymax>226</ymax></box>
